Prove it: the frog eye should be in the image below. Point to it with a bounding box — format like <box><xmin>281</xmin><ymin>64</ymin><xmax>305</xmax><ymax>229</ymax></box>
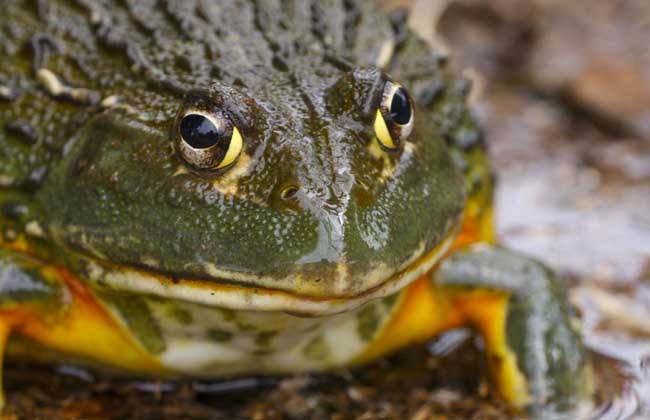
<box><xmin>374</xmin><ymin>82</ymin><xmax>414</xmax><ymax>150</ymax></box>
<box><xmin>177</xmin><ymin>111</ymin><xmax>243</xmax><ymax>170</ymax></box>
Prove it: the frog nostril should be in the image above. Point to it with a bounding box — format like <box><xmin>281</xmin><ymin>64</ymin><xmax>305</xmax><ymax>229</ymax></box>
<box><xmin>280</xmin><ymin>185</ymin><xmax>299</xmax><ymax>201</ymax></box>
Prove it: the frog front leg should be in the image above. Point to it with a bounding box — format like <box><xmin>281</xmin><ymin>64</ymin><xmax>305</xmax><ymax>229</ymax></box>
<box><xmin>0</xmin><ymin>249</ymin><xmax>64</xmax><ymax>409</ymax></box>
<box><xmin>435</xmin><ymin>244</ymin><xmax>590</xmax><ymax>414</ymax></box>
<box><xmin>0</xmin><ymin>248</ymin><xmax>163</xmax><ymax>410</ymax></box>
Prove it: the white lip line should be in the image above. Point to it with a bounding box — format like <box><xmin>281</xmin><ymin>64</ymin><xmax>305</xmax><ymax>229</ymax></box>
<box><xmin>93</xmin><ymin>232</ymin><xmax>456</xmax><ymax>316</ymax></box>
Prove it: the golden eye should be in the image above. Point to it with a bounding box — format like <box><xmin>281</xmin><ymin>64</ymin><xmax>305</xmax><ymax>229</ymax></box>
<box><xmin>177</xmin><ymin>111</ymin><xmax>243</xmax><ymax>170</ymax></box>
<box><xmin>374</xmin><ymin>82</ymin><xmax>414</xmax><ymax>150</ymax></box>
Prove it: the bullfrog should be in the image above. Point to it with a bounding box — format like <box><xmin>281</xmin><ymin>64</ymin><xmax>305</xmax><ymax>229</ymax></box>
<box><xmin>0</xmin><ymin>0</ymin><xmax>589</xmax><ymax>416</ymax></box>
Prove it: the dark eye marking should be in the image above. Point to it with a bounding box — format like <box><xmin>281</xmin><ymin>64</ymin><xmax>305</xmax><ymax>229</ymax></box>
<box><xmin>389</xmin><ymin>87</ymin><xmax>412</xmax><ymax>125</ymax></box>
<box><xmin>374</xmin><ymin>81</ymin><xmax>415</xmax><ymax>150</ymax></box>
<box><xmin>180</xmin><ymin>114</ymin><xmax>223</xmax><ymax>149</ymax></box>
<box><xmin>175</xmin><ymin>110</ymin><xmax>243</xmax><ymax>170</ymax></box>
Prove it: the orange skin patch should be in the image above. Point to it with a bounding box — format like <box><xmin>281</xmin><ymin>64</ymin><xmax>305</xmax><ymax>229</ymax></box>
<box><xmin>352</xmin><ymin>275</ymin><xmax>465</xmax><ymax>364</ymax></box>
<box><xmin>353</xmin><ymin>209</ymin><xmax>493</xmax><ymax>364</ymax></box>
<box><xmin>355</xmin><ymin>206</ymin><xmax>530</xmax><ymax>408</ymax></box>
<box><xmin>355</xmin><ymin>278</ymin><xmax>529</xmax><ymax>407</ymax></box>
<box><xmin>452</xmin><ymin>203</ymin><xmax>495</xmax><ymax>251</ymax></box>
<box><xmin>455</xmin><ymin>290</ymin><xmax>531</xmax><ymax>407</ymax></box>
<box><xmin>0</xmin><ymin>268</ymin><xmax>162</xmax><ymax>375</ymax></box>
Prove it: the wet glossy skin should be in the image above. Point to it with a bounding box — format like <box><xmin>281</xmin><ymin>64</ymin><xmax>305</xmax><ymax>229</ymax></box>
<box><xmin>2</xmin><ymin>0</ymin><xmax>473</xmax><ymax>300</ymax></box>
<box><xmin>0</xmin><ymin>1</ymin><xmax>587</xmax><ymax>416</ymax></box>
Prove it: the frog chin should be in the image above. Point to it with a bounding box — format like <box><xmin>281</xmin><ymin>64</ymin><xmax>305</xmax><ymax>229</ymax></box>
<box><xmin>83</xmin><ymin>231</ymin><xmax>457</xmax><ymax>316</ymax></box>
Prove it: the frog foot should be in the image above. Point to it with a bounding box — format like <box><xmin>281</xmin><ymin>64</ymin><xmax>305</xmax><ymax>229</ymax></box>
<box><xmin>435</xmin><ymin>245</ymin><xmax>592</xmax><ymax>415</ymax></box>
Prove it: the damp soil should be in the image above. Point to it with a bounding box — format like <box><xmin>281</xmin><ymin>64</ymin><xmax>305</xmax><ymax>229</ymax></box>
<box><xmin>3</xmin><ymin>1</ymin><xmax>650</xmax><ymax>419</ymax></box>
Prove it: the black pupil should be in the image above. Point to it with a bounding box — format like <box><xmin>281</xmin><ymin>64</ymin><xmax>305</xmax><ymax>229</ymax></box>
<box><xmin>389</xmin><ymin>88</ymin><xmax>412</xmax><ymax>125</ymax></box>
<box><xmin>180</xmin><ymin>114</ymin><xmax>222</xmax><ymax>149</ymax></box>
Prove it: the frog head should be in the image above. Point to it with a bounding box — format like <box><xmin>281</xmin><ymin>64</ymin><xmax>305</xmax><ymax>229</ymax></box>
<box><xmin>39</xmin><ymin>33</ymin><xmax>465</xmax><ymax>315</ymax></box>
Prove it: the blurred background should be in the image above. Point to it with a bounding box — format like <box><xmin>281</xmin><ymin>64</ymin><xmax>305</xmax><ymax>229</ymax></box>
<box><xmin>6</xmin><ymin>1</ymin><xmax>650</xmax><ymax>418</ymax></box>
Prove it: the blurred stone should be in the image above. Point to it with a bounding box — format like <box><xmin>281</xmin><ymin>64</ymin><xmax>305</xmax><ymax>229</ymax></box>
<box><xmin>436</xmin><ymin>0</ymin><xmax>536</xmax><ymax>81</ymax></box>
<box><xmin>571</xmin><ymin>61</ymin><xmax>650</xmax><ymax>136</ymax></box>
<box><xmin>527</xmin><ymin>0</ymin><xmax>650</xmax><ymax>138</ymax></box>
<box><xmin>586</xmin><ymin>140</ymin><xmax>650</xmax><ymax>182</ymax></box>
<box><xmin>436</xmin><ymin>0</ymin><xmax>650</xmax><ymax>285</ymax></box>
<box><xmin>435</xmin><ymin>0</ymin><xmax>650</xmax><ymax>138</ymax></box>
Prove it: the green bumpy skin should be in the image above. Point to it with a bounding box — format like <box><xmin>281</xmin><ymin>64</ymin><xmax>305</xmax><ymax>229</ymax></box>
<box><xmin>0</xmin><ymin>0</ymin><xmax>589</xmax><ymax>416</ymax></box>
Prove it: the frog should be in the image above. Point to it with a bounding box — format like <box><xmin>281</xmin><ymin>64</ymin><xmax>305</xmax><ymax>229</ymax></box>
<box><xmin>0</xmin><ymin>0</ymin><xmax>589</xmax><ymax>416</ymax></box>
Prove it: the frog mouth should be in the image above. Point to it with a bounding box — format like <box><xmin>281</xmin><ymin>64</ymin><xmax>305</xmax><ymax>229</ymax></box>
<box><xmin>84</xmin><ymin>231</ymin><xmax>457</xmax><ymax>316</ymax></box>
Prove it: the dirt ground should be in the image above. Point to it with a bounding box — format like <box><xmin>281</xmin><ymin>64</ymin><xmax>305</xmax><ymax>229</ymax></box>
<box><xmin>3</xmin><ymin>1</ymin><xmax>649</xmax><ymax>419</ymax></box>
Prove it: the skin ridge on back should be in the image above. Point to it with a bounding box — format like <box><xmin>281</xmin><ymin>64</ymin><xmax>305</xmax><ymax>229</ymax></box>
<box><xmin>0</xmin><ymin>0</ymin><xmax>488</xmax><ymax>204</ymax></box>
